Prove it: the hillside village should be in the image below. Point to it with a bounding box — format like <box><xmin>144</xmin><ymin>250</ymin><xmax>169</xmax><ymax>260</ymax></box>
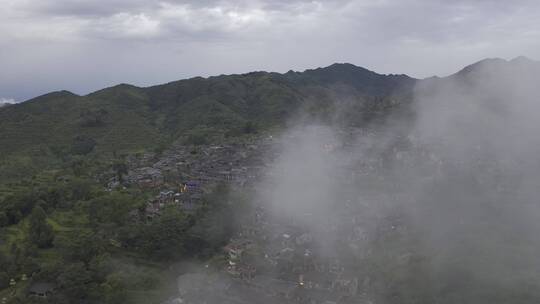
<box><xmin>115</xmin><ymin>128</ymin><xmax>428</xmax><ymax>304</ymax></box>
<box><xmin>96</xmin><ymin>122</ymin><xmax>516</xmax><ymax>304</ymax></box>
<box><xmin>116</xmin><ymin>135</ymin><xmax>278</xmax><ymax>220</ymax></box>
<box><xmin>1</xmin><ymin>54</ymin><xmax>539</xmax><ymax>304</ymax></box>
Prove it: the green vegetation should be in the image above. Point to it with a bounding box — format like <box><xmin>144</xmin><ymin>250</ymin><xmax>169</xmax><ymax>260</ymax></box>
<box><xmin>0</xmin><ymin>63</ymin><xmax>415</xmax><ymax>303</ymax></box>
<box><xmin>27</xmin><ymin>206</ymin><xmax>54</xmax><ymax>248</ymax></box>
<box><xmin>0</xmin><ymin>165</ymin><xmax>241</xmax><ymax>303</ymax></box>
<box><xmin>0</xmin><ymin>64</ymin><xmax>414</xmax><ymax>184</ymax></box>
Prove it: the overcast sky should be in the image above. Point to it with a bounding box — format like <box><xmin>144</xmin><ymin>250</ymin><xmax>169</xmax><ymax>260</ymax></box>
<box><xmin>1</xmin><ymin>0</ymin><xmax>540</xmax><ymax>102</ymax></box>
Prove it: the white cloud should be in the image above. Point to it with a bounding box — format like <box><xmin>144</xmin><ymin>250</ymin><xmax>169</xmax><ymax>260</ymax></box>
<box><xmin>1</xmin><ymin>0</ymin><xmax>540</xmax><ymax>101</ymax></box>
<box><xmin>0</xmin><ymin>98</ymin><xmax>16</xmax><ymax>105</ymax></box>
<box><xmin>91</xmin><ymin>12</ymin><xmax>161</xmax><ymax>39</ymax></box>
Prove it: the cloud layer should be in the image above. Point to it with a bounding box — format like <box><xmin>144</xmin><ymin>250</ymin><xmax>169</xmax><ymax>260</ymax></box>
<box><xmin>1</xmin><ymin>0</ymin><xmax>540</xmax><ymax>101</ymax></box>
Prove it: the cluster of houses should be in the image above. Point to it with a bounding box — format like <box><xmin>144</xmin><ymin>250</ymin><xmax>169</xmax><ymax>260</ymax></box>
<box><xmin>215</xmin><ymin>200</ymin><xmax>375</xmax><ymax>304</ymax></box>
<box><xmin>149</xmin><ymin>129</ymin><xmax>428</xmax><ymax>304</ymax></box>
<box><xmin>144</xmin><ymin>184</ymin><xmax>203</xmax><ymax>219</ymax></box>
<box><xmin>122</xmin><ymin>137</ymin><xmax>278</xmax><ymax>219</ymax></box>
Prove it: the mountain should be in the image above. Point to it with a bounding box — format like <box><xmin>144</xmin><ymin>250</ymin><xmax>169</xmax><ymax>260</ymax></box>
<box><xmin>0</xmin><ymin>57</ymin><xmax>537</xmax><ymax>182</ymax></box>
<box><xmin>2</xmin><ymin>57</ymin><xmax>540</xmax><ymax>304</ymax></box>
<box><xmin>0</xmin><ymin>64</ymin><xmax>417</xmax><ymax>181</ymax></box>
<box><xmin>449</xmin><ymin>56</ymin><xmax>540</xmax><ymax>82</ymax></box>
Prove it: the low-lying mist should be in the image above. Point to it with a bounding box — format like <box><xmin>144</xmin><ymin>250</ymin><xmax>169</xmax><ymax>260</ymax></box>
<box><xmin>170</xmin><ymin>59</ymin><xmax>540</xmax><ymax>304</ymax></box>
<box><xmin>252</xmin><ymin>59</ymin><xmax>540</xmax><ymax>303</ymax></box>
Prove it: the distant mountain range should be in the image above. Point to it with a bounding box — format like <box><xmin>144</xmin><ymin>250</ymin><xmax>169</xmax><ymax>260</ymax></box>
<box><xmin>0</xmin><ymin>57</ymin><xmax>537</xmax><ymax>181</ymax></box>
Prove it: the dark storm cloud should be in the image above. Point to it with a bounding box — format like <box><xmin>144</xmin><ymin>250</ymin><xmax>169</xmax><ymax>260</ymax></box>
<box><xmin>1</xmin><ymin>0</ymin><xmax>540</xmax><ymax>101</ymax></box>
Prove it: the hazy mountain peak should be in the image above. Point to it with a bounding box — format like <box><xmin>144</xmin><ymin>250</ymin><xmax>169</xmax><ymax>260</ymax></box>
<box><xmin>510</xmin><ymin>55</ymin><xmax>536</xmax><ymax>63</ymax></box>
<box><xmin>455</xmin><ymin>58</ymin><xmax>506</xmax><ymax>75</ymax></box>
<box><xmin>453</xmin><ymin>56</ymin><xmax>538</xmax><ymax>79</ymax></box>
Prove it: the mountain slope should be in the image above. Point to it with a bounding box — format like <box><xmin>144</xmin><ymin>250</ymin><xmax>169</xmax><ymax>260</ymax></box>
<box><xmin>0</xmin><ymin>64</ymin><xmax>416</xmax><ymax>181</ymax></box>
<box><xmin>2</xmin><ymin>57</ymin><xmax>536</xmax><ymax>182</ymax></box>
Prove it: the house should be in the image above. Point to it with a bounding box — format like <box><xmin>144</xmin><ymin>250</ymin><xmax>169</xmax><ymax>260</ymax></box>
<box><xmin>332</xmin><ymin>276</ymin><xmax>359</xmax><ymax>296</ymax></box>
<box><xmin>251</xmin><ymin>276</ymin><xmax>297</xmax><ymax>299</ymax></box>
<box><xmin>295</xmin><ymin>233</ymin><xmax>313</xmax><ymax>246</ymax></box>
<box><xmin>290</xmin><ymin>285</ymin><xmax>342</xmax><ymax>304</ymax></box>
<box><xmin>158</xmin><ymin>190</ymin><xmax>175</xmax><ymax>203</ymax></box>
<box><xmin>329</xmin><ymin>258</ymin><xmax>344</xmax><ymax>275</ymax></box>
<box><xmin>219</xmin><ymin>170</ymin><xmax>233</xmax><ymax>180</ymax></box>
<box><xmin>128</xmin><ymin>167</ymin><xmax>164</xmax><ymax>189</ymax></box>
<box><xmin>28</xmin><ymin>282</ymin><xmax>55</xmax><ymax>298</ymax></box>
<box><xmin>185</xmin><ymin>180</ymin><xmax>202</xmax><ymax>192</ymax></box>
<box><xmin>239</xmin><ymin>224</ymin><xmax>259</xmax><ymax>238</ymax></box>
<box><xmin>237</xmin><ymin>265</ymin><xmax>257</xmax><ymax>281</ymax></box>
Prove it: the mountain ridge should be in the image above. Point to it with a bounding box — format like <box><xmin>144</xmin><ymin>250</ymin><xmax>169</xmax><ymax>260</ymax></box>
<box><xmin>12</xmin><ymin>57</ymin><xmax>535</xmax><ymax>105</ymax></box>
<box><xmin>0</xmin><ymin>57</ymin><xmax>537</xmax><ymax>182</ymax></box>
<box><xmin>454</xmin><ymin>56</ymin><xmax>539</xmax><ymax>77</ymax></box>
<box><xmin>10</xmin><ymin>63</ymin><xmax>416</xmax><ymax>104</ymax></box>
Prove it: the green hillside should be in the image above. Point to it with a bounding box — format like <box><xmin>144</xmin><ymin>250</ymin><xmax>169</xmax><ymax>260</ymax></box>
<box><xmin>2</xmin><ymin>58</ymin><xmax>540</xmax><ymax>304</ymax></box>
<box><xmin>0</xmin><ymin>64</ymin><xmax>416</xmax><ymax>183</ymax></box>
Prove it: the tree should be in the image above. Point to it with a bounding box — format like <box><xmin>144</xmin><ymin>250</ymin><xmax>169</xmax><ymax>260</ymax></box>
<box><xmin>43</xmin><ymin>185</ymin><xmax>68</xmax><ymax>209</ymax></box>
<box><xmin>133</xmin><ymin>207</ymin><xmax>189</xmax><ymax>260</ymax></box>
<box><xmin>79</xmin><ymin>108</ymin><xmax>108</xmax><ymax>127</ymax></box>
<box><xmin>0</xmin><ymin>211</ymin><xmax>8</xmax><ymax>227</ymax></box>
<box><xmin>28</xmin><ymin>206</ymin><xmax>54</xmax><ymax>248</ymax></box>
<box><xmin>69</xmin><ymin>178</ymin><xmax>93</xmax><ymax>202</ymax></box>
<box><xmin>0</xmin><ymin>271</ymin><xmax>8</xmax><ymax>289</ymax></box>
<box><xmin>112</xmin><ymin>161</ymin><xmax>128</xmax><ymax>184</ymax></box>
<box><xmin>57</xmin><ymin>262</ymin><xmax>94</xmax><ymax>300</ymax></box>
<box><xmin>70</xmin><ymin>157</ymin><xmax>88</xmax><ymax>177</ymax></box>
<box><xmin>101</xmin><ymin>273</ymin><xmax>127</xmax><ymax>304</ymax></box>
<box><xmin>242</xmin><ymin>121</ymin><xmax>258</xmax><ymax>134</ymax></box>
<box><xmin>183</xmin><ymin>128</ymin><xmax>211</xmax><ymax>146</ymax></box>
<box><xmin>1</xmin><ymin>192</ymin><xmax>38</xmax><ymax>225</ymax></box>
<box><xmin>88</xmin><ymin>192</ymin><xmax>140</xmax><ymax>226</ymax></box>
<box><xmin>71</xmin><ymin>135</ymin><xmax>96</xmax><ymax>155</ymax></box>
<box><xmin>186</xmin><ymin>184</ymin><xmax>237</xmax><ymax>257</ymax></box>
<box><xmin>0</xmin><ymin>252</ymin><xmax>9</xmax><ymax>289</ymax></box>
<box><xmin>57</xmin><ymin>230</ymin><xmax>105</xmax><ymax>265</ymax></box>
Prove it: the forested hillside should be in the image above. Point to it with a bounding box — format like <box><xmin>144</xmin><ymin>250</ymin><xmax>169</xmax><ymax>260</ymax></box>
<box><xmin>0</xmin><ymin>64</ymin><xmax>415</xmax><ymax>183</ymax></box>
<box><xmin>2</xmin><ymin>58</ymin><xmax>539</xmax><ymax>304</ymax></box>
